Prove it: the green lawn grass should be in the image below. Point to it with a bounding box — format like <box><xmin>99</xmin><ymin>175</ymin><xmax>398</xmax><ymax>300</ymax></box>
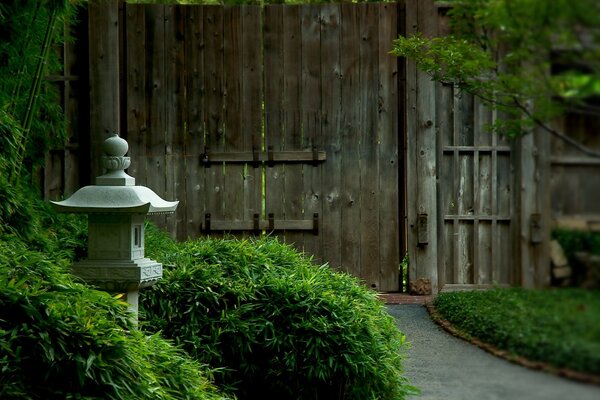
<box><xmin>433</xmin><ymin>288</ymin><xmax>600</xmax><ymax>375</ymax></box>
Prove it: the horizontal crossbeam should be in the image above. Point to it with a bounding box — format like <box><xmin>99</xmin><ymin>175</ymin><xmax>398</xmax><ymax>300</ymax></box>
<box><xmin>202</xmin><ymin>213</ymin><xmax>319</xmax><ymax>234</ymax></box>
<box><xmin>200</xmin><ymin>149</ymin><xmax>326</xmax><ymax>165</ymax></box>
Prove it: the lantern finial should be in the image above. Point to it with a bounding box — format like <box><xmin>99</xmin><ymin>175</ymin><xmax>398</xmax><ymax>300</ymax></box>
<box><xmin>97</xmin><ymin>133</ymin><xmax>134</xmax><ymax>186</ymax></box>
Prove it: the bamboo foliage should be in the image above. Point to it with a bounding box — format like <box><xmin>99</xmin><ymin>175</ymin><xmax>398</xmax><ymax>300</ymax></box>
<box><xmin>0</xmin><ymin>1</ymin><xmax>77</xmax><ymax>183</ymax></box>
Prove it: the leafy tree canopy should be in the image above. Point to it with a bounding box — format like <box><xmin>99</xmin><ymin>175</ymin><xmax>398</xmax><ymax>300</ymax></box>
<box><xmin>392</xmin><ymin>0</ymin><xmax>600</xmax><ymax>156</ymax></box>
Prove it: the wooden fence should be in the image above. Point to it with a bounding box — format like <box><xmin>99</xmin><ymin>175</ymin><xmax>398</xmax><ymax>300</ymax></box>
<box><xmin>85</xmin><ymin>1</ymin><xmax>404</xmax><ymax>291</ymax></box>
<box><xmin>551</xmin><ymin>113</ymin><xmax>600</xmax><ymax>228</ymax></box>
<box><xmin>46</xmin><ymin>0</ymin><xmax>562</xmax><ymax>293</ymax></box>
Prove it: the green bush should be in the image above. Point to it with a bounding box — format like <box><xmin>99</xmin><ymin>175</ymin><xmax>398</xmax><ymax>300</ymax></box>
<box><xmin>0</xmin><ymin>162</ymin><xmax>87</xmax><ymax>259</ymax></box>
<box><xmin>141</xmin><ymin>233</ymin><xmax>415</xmax><ymax>400</ymax></box>
<box><xmin>0</xmin><ymin>234</ymin><xmax>229</xmax><ymax>400</ymax></box>
<box><xmin>434</xmin><ymin>288</ymin><xmax>600</xmax><ymax>375</ymax></box>
<box><xmin>552</xmin><ymin>229</ymin><xmax>600</xmax><ymax>261</ymax></box>
<box><xmin>552</xmin><ymin>229</ymin><xmax>600</xmax><ymax>285</ymax></box>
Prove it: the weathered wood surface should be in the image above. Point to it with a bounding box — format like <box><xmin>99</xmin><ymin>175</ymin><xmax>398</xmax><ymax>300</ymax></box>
<box><xmin>551</xmin><ymin>113</ymin><xmax>600</xmax><ymax>218</ymax></box>
<box><xmin>54</xmin><ymin>2</ymin><xmax>560</xmax><ymax>292</ymax></box>
<box><xmin>45</xmin><ymin>17</ymin><xmax>89</xmax><ymax>199</ymax></box>
<box><xmin>85</xmin><ymin>3</ymin><xmax>404</xmax><ymax>291</ymax></box>
<box><xmin>264</xmin><ymin>4</ymin><xmax>285</xmax><ymax>244</ymax></box>
<box><xmin>125</xmin><ymin>4</ymin><xmax>147</xmax><ymax>186</ymax></box>
<box><xmin>280</xmin><ymin>5</ymin><xmax>304</xmax><ymax>250</ymax></box>
<box><xmin>241</xmin><ymin>5</ymin><xmax>263</xmax><ymax>237</ymax></box>
<box><xmin>377</xmin><ymin>2</ymin><xmax>400</xmax><ymax>291</ymax></box>
<box><xmin>408</xmin><ymin>0</ymin><xmax>530</xmax><ymax>291</ymax></box>
<box><xmin>164</xmin><ymin>5</ymin><xmax>186</xmax><ymax>238</ymax></box>
<box><xmin>203</xmin><ymin>5</ymin><xmax>225</xmax><ymax>240</ymax></box>
<box><xmin>88</xmin><ymin>0</ymin><xmax>121</xmax><ymax>179</ymax></box>
<box><xmin>406</xmin><ymin>0</ymin><xmax>438</xmax><ymax>292</ymax></box>
<box><xmin>318</xmin><ymin>3</ymin><xmax>342</xmax><ymax>273</ymax></box>
<box><xmin>184</xmin><ymin>5</ymin><xmax>205</xmax><ymax>239</ymax></box>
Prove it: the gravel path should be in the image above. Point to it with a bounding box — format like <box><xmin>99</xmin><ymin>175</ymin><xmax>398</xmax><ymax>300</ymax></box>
<box><xmin>388</xmin><ymin>304</ymin><xmax>600</xmax><ymax>400</ymax></box>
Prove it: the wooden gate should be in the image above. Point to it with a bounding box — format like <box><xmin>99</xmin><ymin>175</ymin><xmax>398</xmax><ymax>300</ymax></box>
<box><xmin>88</xmin><ymin>3</ymin><xmax>405</xmax><ymax>291</ymax></box>
<box><xmin>49</xmin><ymin>0</ymin><xmax>552</xmax><ymax>293</ymax></box>
<box><xmin>405</xmin><ymin>0</ymin><xmax>549</xmax><ymax>293</ymax></box>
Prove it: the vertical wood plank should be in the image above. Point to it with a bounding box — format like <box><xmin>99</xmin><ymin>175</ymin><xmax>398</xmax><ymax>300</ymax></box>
<box><xmin>457</xmin><ymin>221</ymin><xmax>473</xmax><ymax>283</ymax></box>
<box><xmin>89</xmin><ymin>0</ymin><xmax>121</xmax><ymax>179</ymax></box>
<box><xmin>184</xmin><ymin>6</ymin><xmax>205</xmax><ymax>239</ymax></box>
<box><xmin>452</xmin><ymin>90</ymin><xmax>460</xmax><ymax>284</ymax></box>
<box><xmin>549</xmin><ymin>117</ymin><xmax>567</xmax><ymax>215</ymax></box>
<box><xmin>264</xmin><ymin>5</ymin><xmax>285</xmax><ymax>238</ymax></box>
<box><xmin>145</xmin><ymin>5</ymin><xmax>167</xmax><ymax>228</ymax></box>
<box><xmin>443</xmin><ymin>221</ymin><xmax>454</xmax><ymax>284</ymax></box>
<box><xmin>415</xmin><ymin>0</ymin><xmax>438</xmax><ymax>292</ymax></box>
<box><xmin>66</xmin><ymin>7</ymin><xmax>91</xmax><ymax>189</ymax></box>
<box><xmin>358</xmin><ymin>2</ymin><xmax>380</xmax><ymax>289</ymax></box>
<box><xmin>241</xmin><ymin>5</ymin><xmax>263</xmax><ymax>236</ymax></box>
<box><xmin>457</xmin><ymin>157</ymin><xmax>474</xmax><ymax>284</ymax></box>
<box><xmin>497</xmin><ymin>152</ymin><xmax>512</xmax><ymax>283</ymax></box>
<box><xmin>223</xmin><ymin>5</ymin><xmax>244</xmax><ymax>234</ymax></box>
<box><xmin>301</xmin><ymin>4</ymin><xmax>322</xmax><ymax>260</ymax></box>
<box><xmin>203</xmin><ymin>5</ymin><xmax>225</xmax><ymax>237</ymax></box>
<box><xmin>340</xmin><ymin>2</ymin><xmax>361</xmax><ymax>280</ymax></box>
<box><xmin>534</xmin><ymin>127</ymin><xmax>551</xmax><ymax>287</ymax></box>
<box><xmin>125</xmin><ymin>4</ymin><xmax>147</xmax><ymax>186</ymax></box>
<box><xmin>378</xmin><ymin>2</ymin><xmax>400</xmax><ymax>291</ymax></box>
<box><xmin>44</xmin><ymin>151</ymin><xmax>63</xmax><ymax>200</ymax></box>
<box><xmin>475</xmin><ymin>96</ymin><xmax>492</xmax><ymax>283</ymax></box>
<box><xmin>478</xmin><ymin>221</ymin><xmax>492</xmax><ymax>284</ymax></box>
<box><xmin>282</xmin><ymin>5</ymin><xmax>304</xmax><ymax>250</ymax></box>
<box><xmin>478</xmin><ymin>150</ymin><xmax>493</xmax><ymax>283</ymax></box>
<box><xmin>472</xmin><ymin>98</ymin><xmax>480</xmax><ymax>284</ymax></box>
<box><xmin>319</xmin><ymin>3</ymin><xmax>343</xmax><ymax>270</ymax></box>
<box><xmin>63</xmin><ymin>18</ymin><xmax>84</xmax><ymax>196</ymax></box>
<box><xmin>491</xmin><ymin>108</ymin><xmax>500</xmax><ymax>282</ymax></box>
<box><xmin>499</xmin><ymin>221</ymin><xmax>511</xmax><ymax>283</ymax></box>
<box><xmin>436</xmin><ymin>82</ymin><xmax>453</xmax><ymax>289</ymax></box>
<box><xmin>514</xmin><ymin>134</ymin><xmax>535</xmax><ymax>287</ymax></box>
<box><xmin>404</xmin><ymin>0</ymin><xmax>418</xmax><ymax>288</ymax></box>
<box><xmin>439</xmin><ymin>152</ymin><xmax>454</xmax><ymax>287</ymax></box>
<box><xmin>164</xmin><ymin>5</ymin><xmax>186</xmax><ymax>238</ymax></box>
<box><xmin>397</xmin><ymin>0</ymin><xmax>407</xmax><ymax>269</ymax></box>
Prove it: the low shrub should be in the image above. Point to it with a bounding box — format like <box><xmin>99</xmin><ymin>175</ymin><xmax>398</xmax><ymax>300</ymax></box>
<box><xmin>552</xmin><ymin>229</ymin><xmax>600</xmax><ymax>285</ymax></box>
<box><xmin>0</xmin><ymin>165</ymin><xmax>87</xmax><ymax>259</ymax></box>
<box><xmin>141</xmin><ymin>234</ymin><xmax>415</xmax><ymax>400</ymax></box>
<box><xmin>434</xmin><ymin>288</ymin><xmax>600</xmax><ymax>375</ymax></box>
<box><xmin>0</xmin><ymin>235</ymin><xmax>229</xmax><ymax>400</ymax></box>
<box><xmin>553</xmin><ymin>229</ymin><xmax>600</xmax><ymax>261</ymax></box>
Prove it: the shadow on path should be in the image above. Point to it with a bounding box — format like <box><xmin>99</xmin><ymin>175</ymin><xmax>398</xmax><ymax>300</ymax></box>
<box><xmin>388</xmin><ymin>304</ymin><xmax>600</xmax><ymax>400</ymax></box>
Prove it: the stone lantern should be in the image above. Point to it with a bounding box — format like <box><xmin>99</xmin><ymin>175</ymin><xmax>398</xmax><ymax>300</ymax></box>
<box><xmin>51</xmin><ymin>133</ymin><xmax>178</xmax><ymax>320</ymax></box>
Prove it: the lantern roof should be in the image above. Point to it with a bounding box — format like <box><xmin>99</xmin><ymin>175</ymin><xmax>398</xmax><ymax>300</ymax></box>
<box><xmin>51</xmin><ymin>185</ymin><xmax>178</xmax><ymax>214</ymax></box>
<box><xmin>51</xmin><ymin>133</ymin><xmax>178</xmax><ymax>215</ymax></box>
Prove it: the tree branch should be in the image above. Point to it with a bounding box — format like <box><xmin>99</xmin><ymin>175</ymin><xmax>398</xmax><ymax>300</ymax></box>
<box><xmin>511</xmin><ymin>97</ymin><xmax>600</xmax><ymax>158</ymax></box>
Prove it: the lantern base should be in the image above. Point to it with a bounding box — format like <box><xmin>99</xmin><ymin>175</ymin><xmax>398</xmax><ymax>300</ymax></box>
<box><xmin>70</xmin><ymin>257</ymin><xmax>162</xmax><ymax>292</ymax></box>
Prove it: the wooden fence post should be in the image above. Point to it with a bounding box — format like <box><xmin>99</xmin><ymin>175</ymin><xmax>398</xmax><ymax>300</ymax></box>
<box><xmin>406</xmin><ymin>0</ymin><xmax>438</xmax><ymax>293</ymax></box>
<box><xmin>514</xmin><ymin>128</ymin><xmax>551</xmax><ymax>288</ymax></box>
<box><xmin>88</xmin><ymin>0</ymin><xmax>122</xmax><ymax>179</ymax></box>
<box><xmin>536</xmin><ymin>128</ymin><xmax>551</xmax><ymax>287</ymax></box>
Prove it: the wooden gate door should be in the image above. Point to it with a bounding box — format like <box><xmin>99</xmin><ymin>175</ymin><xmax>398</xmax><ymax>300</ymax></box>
<box><xmin>110</xmin><ymin>3</ymin><xmax>403</xmax><ymax>291</ymax></box>
<box><xmin>437</xmin><ymin>93</ymin><xmax>514</xmax><ymax>289</ymax></box>
<box><xmin>404</xmin><ymin>1</ymin><xmax>516</xmax><ymax>292</ymax></box>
